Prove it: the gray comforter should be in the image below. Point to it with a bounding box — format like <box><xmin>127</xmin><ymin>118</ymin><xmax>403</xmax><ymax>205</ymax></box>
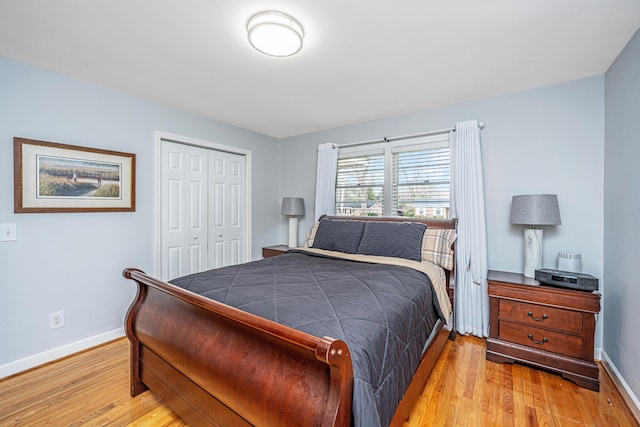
<box><xmin>170</xmin><ymin>250</ymin><xmax>445</xmax><ymax>427</ymax></box>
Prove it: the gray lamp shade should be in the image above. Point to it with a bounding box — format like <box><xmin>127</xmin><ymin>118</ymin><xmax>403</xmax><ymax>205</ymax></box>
<box><xmin>510</xmin><ymin>194</ymin><xmax>561</xmax><ymax>226</ymax></box>
<box><xmin>281</xmin><ymin>197</ymin><xmax>305</xmax><ymax>216</ymax></box>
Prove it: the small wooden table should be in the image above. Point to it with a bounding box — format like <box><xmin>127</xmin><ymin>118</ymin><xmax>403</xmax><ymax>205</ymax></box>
<box><xmin>262</xmin><ymin>244</ymin><xmax>290</xmax><ymax>258</ymax></box>
<box><xmin>486</xmin><ymin>270</ymin><xmax>601</xmax><ymax>391</ymax></box>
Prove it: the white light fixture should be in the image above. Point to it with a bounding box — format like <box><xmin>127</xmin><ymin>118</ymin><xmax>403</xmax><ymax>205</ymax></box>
<box><xmin>281</xmin><ymin>197</ymin><xmax>305</xmax><ymax>247</ymax></box>
<box><xmin>510</xmin><ymin>194</ymin><xmax>561</xmax><ymax>278</ymax></box>
<box><xmin>247</xmin><ymin>11</ymin><xmax>304</xmax><ymax>57</ymax></box>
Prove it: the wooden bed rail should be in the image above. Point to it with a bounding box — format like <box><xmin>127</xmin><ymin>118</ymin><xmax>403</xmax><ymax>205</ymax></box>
<box><xmin>123</xmin><ymin>268</ymin><xmax>354</xmax><ymax>427</ymax></box>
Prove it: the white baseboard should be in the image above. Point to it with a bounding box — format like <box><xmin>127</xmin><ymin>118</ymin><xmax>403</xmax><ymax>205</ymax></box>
<box><xmin>595</xmin><ymin>346</ymin><xmax>602</xmax><ymax>361</ymax></box>
<box><xmin>600</xmin><ymin>349</ymin><xmax>640</xmax><ymax>424</ymax></box>
<box><xmin>0</xmin><ymin>327</ymin><xmax>125</xmax><ymax>379</ymax></box>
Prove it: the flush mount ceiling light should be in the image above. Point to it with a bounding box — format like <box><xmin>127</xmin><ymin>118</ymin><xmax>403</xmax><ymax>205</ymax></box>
<box><xmin>247</xmin><ymin>11</ymin><xmax>304</xmax><ymax>57</ymax></box>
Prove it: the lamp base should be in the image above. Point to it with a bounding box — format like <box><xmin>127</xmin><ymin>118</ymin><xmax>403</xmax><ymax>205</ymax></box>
<box><xmin>288</xmin><ymin>217</ymin><xmax>299</xmax><ymax>248</ymax></box>
<box><xmin>523</xmin><ymin>228</ymin><xmax>542</xmax><ymax>278</ymax></box>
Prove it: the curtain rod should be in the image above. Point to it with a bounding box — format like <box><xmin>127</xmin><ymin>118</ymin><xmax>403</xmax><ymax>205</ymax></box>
<box><xmin>336</xmin><ymin>121</ymin><xmax>485</xmax><ymax>149</ymax></box>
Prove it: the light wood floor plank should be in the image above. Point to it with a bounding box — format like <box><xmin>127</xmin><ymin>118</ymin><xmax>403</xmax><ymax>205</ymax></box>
<box><xmin>0</xmin><ymin>335</ymin><xmax>637</xmax><ymax>426</ymax></box>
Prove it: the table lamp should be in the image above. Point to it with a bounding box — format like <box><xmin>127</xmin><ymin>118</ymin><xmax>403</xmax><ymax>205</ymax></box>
<box><xmin>281</xmin><ymin>197</ymin><xmax>305</xmax><ymax>247</ymax></box>
<box><xmin>510</xmin><ymin>194</ymin><xmax>561</xmax><ymax>278</ymax></box>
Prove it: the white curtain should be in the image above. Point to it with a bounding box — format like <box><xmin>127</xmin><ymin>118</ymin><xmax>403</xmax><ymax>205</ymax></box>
<box><xmin>450</xmin><ymin>119</ymin><xmax>489</xmax><ymax>337</ymax></box>
<box><xmin>314</xmin><ymin>143</ymin><xmax>339</xmax><ymax>221</ymax></box>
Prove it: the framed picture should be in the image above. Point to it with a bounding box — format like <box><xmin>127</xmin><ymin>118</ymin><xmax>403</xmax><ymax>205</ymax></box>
<box><xmin>14</xmin><ymin>137</ymin><xmax>136</xmax><ymax>213</ymax></box>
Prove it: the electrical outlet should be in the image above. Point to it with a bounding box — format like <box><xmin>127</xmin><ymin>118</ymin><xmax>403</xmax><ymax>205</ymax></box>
<box><xmin>0</xmin><ymin>223</ymin><xmax>17</xmax><ymax>242</ymax></box>
<box><xmin>49</xmin><ymin>311</ymin><xmax>64</xmax><ymax>330</ymax></box>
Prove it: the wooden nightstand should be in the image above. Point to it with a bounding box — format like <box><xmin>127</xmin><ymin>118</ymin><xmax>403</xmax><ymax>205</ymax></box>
<box><xmin>262</xmin><ymin>244</ymin><xmax>290</xmax><ymax>258</ymax></box>
<box><xmin>486</xmin><ymin>270</ymin><xmax>601</xmax><ymax>391</ymax></box>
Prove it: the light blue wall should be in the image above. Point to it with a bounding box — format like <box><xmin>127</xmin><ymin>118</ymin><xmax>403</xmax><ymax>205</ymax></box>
<box><xmin>280</xmin><ymin>76</ymin><xmax>606</xmax><ymax>348</ymax></box>
<box><xmin>0</xmin><ymin>56</ymin><xmax>280</xmax><ymax>367</ymax></box>
<box><xmin>604</xmin><ymin>29</ymin><xmax>640</xmax><ymax>403</ymax></box>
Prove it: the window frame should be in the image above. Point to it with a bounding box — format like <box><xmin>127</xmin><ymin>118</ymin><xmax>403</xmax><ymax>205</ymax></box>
<box><xmin>336</xmin><ymin>134</ymin><xmax>450</xmax><ymax>217</ymax></box>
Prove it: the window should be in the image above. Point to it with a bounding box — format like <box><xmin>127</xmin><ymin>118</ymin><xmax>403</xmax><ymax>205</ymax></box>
<box><xmin>335</xmin><ymin>135</ymin><xmax>450</xmax><ymax>218</ymax></box>
<box><xmin>335</xmin><ymin>152</ymin><xmax>384</xmax><ymax>217</ymax></box>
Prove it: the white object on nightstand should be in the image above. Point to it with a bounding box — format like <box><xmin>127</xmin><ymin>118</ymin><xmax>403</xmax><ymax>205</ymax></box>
<box><xmin>558</xmin><ymin>252</ymin><xmax>582</xmax><ymax>272</ymax></box>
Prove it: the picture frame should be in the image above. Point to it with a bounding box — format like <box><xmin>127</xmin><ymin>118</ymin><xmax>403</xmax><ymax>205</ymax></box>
<box><xmin>14</xmin><ymin>137</ymin><xmax>136</xmax><ymax>213</ymax></box>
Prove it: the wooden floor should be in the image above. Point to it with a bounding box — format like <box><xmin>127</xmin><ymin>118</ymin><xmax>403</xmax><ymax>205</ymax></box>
<box><xmin>406</xmin><ymin>336</ymin><xmax>638</xmax><ymax>427</ymax></box>
<box><xmin>0</xmin><ymin>335</ymin><xmax>637</xmax><ymax>426</ymax></box>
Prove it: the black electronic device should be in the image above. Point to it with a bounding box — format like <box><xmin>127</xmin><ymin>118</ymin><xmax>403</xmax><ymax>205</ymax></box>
<box><xmin>534</xmin><ymin>268</ymin><xmax>598</xmax><ymax>291</ymax></box>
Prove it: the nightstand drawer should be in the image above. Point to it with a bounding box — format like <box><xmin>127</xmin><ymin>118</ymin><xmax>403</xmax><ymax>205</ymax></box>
<box><xmin>499</xmin><ymin>300</ymin><xmax>582</xmax><ymax>335</ymax></box>
<box><xmin>499</xmin><ymin>321</ymin><xmax>583</xmax><ymax>358</ymax></box>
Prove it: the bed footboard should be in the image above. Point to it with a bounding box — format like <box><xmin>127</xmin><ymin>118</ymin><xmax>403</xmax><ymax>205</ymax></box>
<box><xmin>123</xmin><ymin>268</ymin><xmax>354</xmax><ymax>427</ymax></box>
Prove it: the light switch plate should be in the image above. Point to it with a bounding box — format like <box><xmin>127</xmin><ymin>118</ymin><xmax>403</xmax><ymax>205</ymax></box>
<box><xmin>0</xmin><ymin>223</ymin><xmax>17</xmax><ymax>241</ymax></box>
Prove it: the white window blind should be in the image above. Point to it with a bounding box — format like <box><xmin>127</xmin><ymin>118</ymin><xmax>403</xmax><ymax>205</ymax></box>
<box><xmin>335</xmin><ymin>152</ymin><xmax>385</xmax><ymax>216</ymax></box>
<box><xmin>335</xmin><ymin>135</ymin><xmax>450</xmax><ymax>218</ymax></box>
<box><xmin>392</xmin><ymin>146</ymin><xmax>450</xmax><ymax>218</ymax></box>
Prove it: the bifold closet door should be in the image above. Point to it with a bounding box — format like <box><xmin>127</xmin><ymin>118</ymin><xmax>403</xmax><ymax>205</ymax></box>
<box><xmin>160</xmin><ymin>140</ymin><xmax>208</xmax><ymax>281</ymax></box>
<box><xmin>208</xmin><ymin>149</ymin><xmax>245</xmax><ymax>269</ymax></box>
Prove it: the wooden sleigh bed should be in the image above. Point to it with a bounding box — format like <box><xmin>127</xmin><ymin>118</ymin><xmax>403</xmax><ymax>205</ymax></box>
<box><xmin>123</xmin><ymin>216</ymin><xmax>457</xmax><ymax>427</ymax></box>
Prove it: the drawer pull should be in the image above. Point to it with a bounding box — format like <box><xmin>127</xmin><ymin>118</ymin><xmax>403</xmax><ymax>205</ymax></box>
<box><xmin>527</xmin><ymin>334</ymin><xmax>548</xmax><ymax>345</ymax></box>
<box><xmin>527</xmin><ymin>311</ymin><xmax>548</xmax><ymax>322</ymax></box>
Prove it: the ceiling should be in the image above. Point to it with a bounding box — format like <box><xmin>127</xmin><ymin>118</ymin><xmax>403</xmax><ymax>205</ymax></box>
<box><xmin>1</xmin><ymin>1</ymin><xmax>639</xmax><ymax>139</ymax></box>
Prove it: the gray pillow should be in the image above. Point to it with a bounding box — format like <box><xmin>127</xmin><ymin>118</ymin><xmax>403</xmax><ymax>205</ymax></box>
<box><xmin>357</xmin><ymin>221</ymin><xmax>426</xmax><ymax>261</ymax></box>
<box><xmin>311</xmin><ymin>219</ymin><xmax>366</xmax><ymax>253</ymax></box>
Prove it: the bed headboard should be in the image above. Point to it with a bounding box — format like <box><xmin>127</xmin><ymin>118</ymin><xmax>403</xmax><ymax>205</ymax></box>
<box><xmin>320</xmin><ymin>215</ymin><xmax>457</xmax><ymax>230</ymax></box>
